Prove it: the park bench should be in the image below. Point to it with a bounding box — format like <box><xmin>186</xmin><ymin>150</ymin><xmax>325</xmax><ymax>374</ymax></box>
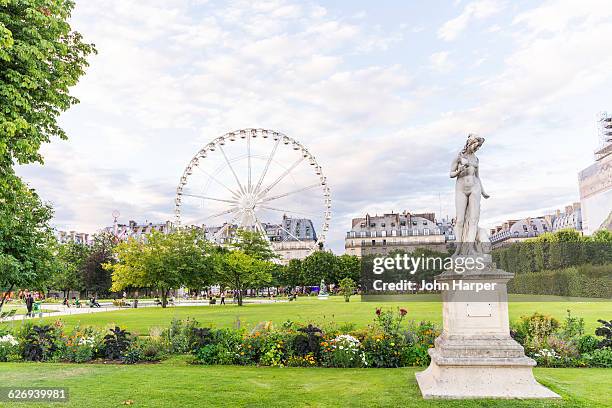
<box><xmin>0</xmin><ymin>309</ymin><xmax>17</xmax><ymax>321</ymax></box>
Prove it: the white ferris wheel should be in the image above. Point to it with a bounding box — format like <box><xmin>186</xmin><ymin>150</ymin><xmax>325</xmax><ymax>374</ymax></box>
<box><xmin>175</xmin><ymin>128</ymin><xmax>331</xmax><ymax>256</ymax></box>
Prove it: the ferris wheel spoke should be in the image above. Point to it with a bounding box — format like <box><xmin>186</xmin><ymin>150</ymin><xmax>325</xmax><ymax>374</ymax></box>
<box><xmin>219</xmin><ymin>145</ymin><xmax>246</xmax><ymax>195</ymax></box>
<box><xmin>258</xmin><ymin>183</ymin><xmax>321</xmax><ymax>204</ymax></box>
<box><xmin>258</xmin><ymin>204</ymin><xmax>318</xmax><ymax>219</ymax></box>
<box><xmin>182</xmin><ymin>192</ymin><xmax>239</xmax><ymax>205</ymax></box>
<box><xmin>212</xmin><ymin>210</ymin><xmax>243</xmax><ymax>241</ymax></box>
<box><xmin>199</xmin><ymin>206</ymin><xmax>240</xmax><ymax>223</ymax></box>
<box><xmin>256</xmin><ymin>156</ymin><xmax>304</xmax><ymax>200</ymax></box>
<box><xmin>247</xmin><ymin>132</ymin><xmax>252</xmax><ymax>193</ymax></box>
<box><xmin>277</xmin><ymin>224</ymin><xmax>304</xmax><ymax>243</ymax></box>
<box><xmin>253</xmin><ymin>137</ymin><xmax>281</xmax><ymax>196</ymax></box>
<box><xmin>194</xmin><ymin>165</ymin><xmax>240</xmax><ymax>199</ymax></box>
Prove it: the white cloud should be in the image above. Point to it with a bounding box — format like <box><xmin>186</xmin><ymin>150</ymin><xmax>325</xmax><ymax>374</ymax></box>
<box><xmin>429</xmin><ymin>51</ymin><xmax>454</xmax><ymax>72</ymax></box>
<box><xmin>438</xmin><ymin>0</ymin><xmax>504</xmax><ymax>41</ymax></box>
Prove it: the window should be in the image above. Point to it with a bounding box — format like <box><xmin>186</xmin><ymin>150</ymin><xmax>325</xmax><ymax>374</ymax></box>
<box><xmin>391</xmin><ymin>223</ymin><xmax>395</xmax><ymax>227</ymax></box>
<box><xmin>412</xmin><ymin>221</ymin><xmax>417</xmax><ymax>226</ymax></box>
<box><xmin>413</xmin><ymin>228</ymin><xmax>419</xmax><ymax>235</ymax></box>
<box><xmin>381</xmin><ymin>230</ymin><xmax>387</xmax><ymax>237</ymax></box>
<box><xmin>371</xmin><ymin>239</ymin><xmax>376</xmax><ymax>246</ymax></box>
<box><xmin>424</xmin><ymin>228</ymin><xmax>430</xmax><ymax>235</ymax></box>
<box><xmin>391</xmin><ymin>230</ymin><xmax>397</xmax><ymax>236</ymax></box>
<box><xmin>523</xmin><ymin>225</ymin><xmax>528</xmax><ymax>232</ymax></box>
<box><xmin>382</xmin><ymin>239</ymin><xmax>387</xmax><ymax>246</ymax></box>
<box><xmin>400</xmin><ymin>221</ymin><xmax>406</xmax><ymax>226</ymax></box>
<box><xmin>381</xmin><ymin>223</ymin><xmax>386</xmax><ymax>227</ymax></box>
<box><xmin>370</xmin><ymin>223</ymin><xmax>376</xmax><ymax>227</ymax></box>
<box><xmin>423</xmin><ymin>221</ymin><xmax>428</xmax><ymax>225</ymax></box>
<box><xmin>360</xmin><ymin>231</ymin><xmax>366</xmax><ymax>238</ymax></box>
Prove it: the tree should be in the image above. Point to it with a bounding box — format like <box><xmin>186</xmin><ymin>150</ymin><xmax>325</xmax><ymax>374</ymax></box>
<box><xmin>230</xmin><ymin>229</ymin><xmax>277</xmax><ymax>261</ymax></box>
<box><xmin>338</xmin><ymin>277</ymin><xmax>357</xmax><ymax>302</ymax></box>
<box><xmin>49</xmin><ymin>240</ymin><xmax>90</xmax><ymax>297</ymax></box>
<box><xmin>0</xmin><ymin>0</ymin><xmax>96</xmax><ymax>171</ymax></box>
<box><xmin>336</xmin><ymin>254</ymin><xmax>361</xmax><ymax>283</ymax></box>
<box><xmin>82</xmin><ymin>232</ymin><xmax>115</xmax><ymax>296</ymax></box>
<box><xmin>215</xmin><ymin>251</ymin><xmax>272</xmax><ymax>306</ymax></box>
<box><xmin>301</xmin><ymin>250</ymin><xmax>338</xmax><ymax>285</ymax></box>
<box><xmin>106</xmin><ymin>229</ymin><xmax>211</xmax><ymax>307</ymax></box>
<box><xmin>0</xmin><ymin>178</ymin><xmax>55</xmax><ymax>311</ymax></box>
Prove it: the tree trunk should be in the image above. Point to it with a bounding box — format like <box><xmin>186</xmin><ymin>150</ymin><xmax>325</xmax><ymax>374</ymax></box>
<box><xmin>161</xmin><ymin>288</ymin><xmax>168</xmax><ymax>308</ymax></box>
<box><xmin>0</xmin><ymin>284</ymin><xmax>14</xmax><ymax>312</ymax></box>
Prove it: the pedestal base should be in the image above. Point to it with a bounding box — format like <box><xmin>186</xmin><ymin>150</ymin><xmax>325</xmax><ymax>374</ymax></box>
<box><xmin>317</xmin><ymin>294</ymin><xmax>329</xmax><ymax>300</ymax></box>
<box><xmin>416</xmin><ymin>268</ymin><xmax>559</xmax><ymax>399</ymax></box>
<box><xmin>416</xmin><ymin>345</ymin><xmax>560</xmax><ymax>399</ymax></box>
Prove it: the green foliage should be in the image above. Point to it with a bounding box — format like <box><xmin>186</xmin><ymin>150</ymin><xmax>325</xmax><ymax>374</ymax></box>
<box><xmin>49</xmin><ymin>241</ymin><xmax>90</xmax><ymax>294</ymax></box>
<box><xmin>301</xmin><ymin>250</ymin><xmax>338</xmax><ymax>285</ymax></box>
<box><xmin>0</xmin><ymin>0</ymin><xmax>96</xmax><ymax>169</ymax></box>
<box><xmin>583</xmin><ymin>347</ymin><xmax>612</xmax><ymax>368</ymax></box>
<box><xmin>493</xmin><ymin>229</ymin><xmax>612</xmax><ymax>274</ymax></box>
<box><xmin>164</xmin><ymin>318</ymin><xmax>211</xmax><ymax>354</ymax></box>
<box><xmin>230</xmin><ymin>229</ymin><xmax>277</xmax><ymax>261</ymax></box>
<box><xmin>215</xmin><ymin>250</ymin><xmax>272</xmax><ymax>306</ymax></box>
<box><xmin>82</xmin><ymin>232</ymin><xmax>116</xmax><ymax>295</ymax></box>
<box><xmin>107</xmin><ymin>229</ymin><xmax>213</xmax><ymax>307</ymax></box>
<box><xmin>507</xmin><ymin>264</ymin><xmax>612</xmax><ymax>298</ymax></box>
<box><xmin>595</xmin><ymin>319</ymin><xmax>612</xmax><ymax>348</ymax></box>
<box><xmin>338</xmin><ymin>277</ymin><xmax>356</xmax><ymax>302</ymax></box>
<box><xmin>0</xmin><ymin>178</ymin><xmax>56</xmax><ymax>310</ymax></box>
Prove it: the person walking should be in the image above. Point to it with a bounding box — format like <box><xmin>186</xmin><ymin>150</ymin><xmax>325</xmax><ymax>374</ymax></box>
<box><xmin>220</xmin><ymin>292</ymin><xmax>225</xmax><ymax>305</ymax></box>
<box><xmin>25</xmin><ymin>293</ymin><xmax>34</xmax><ymax>317</ymax></box>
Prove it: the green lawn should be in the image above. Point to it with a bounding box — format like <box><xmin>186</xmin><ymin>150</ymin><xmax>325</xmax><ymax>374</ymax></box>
<box><xmin>6</xmin><ymin>296</ymin><xmax>609</xmax><ymax>335</ymax></box>
<box><xmin>0</xmin><ymin>357</ymin><xmax>610</xmax><ymax>407</ymax></box>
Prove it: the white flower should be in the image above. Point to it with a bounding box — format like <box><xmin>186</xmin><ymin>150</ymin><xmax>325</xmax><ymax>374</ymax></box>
<box><xmin>0</xmin><ymin>334</ymin><xmax>18</xmax><ymax>347</ymax></box>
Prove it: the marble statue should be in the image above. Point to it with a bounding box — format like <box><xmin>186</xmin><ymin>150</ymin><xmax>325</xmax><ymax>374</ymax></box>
<box><xmin>450</xmin><ymin>134</ymin><xmax>490</xmax><ymax>256</ymax></box>
<box><xmin>319</xmin><ymin>279</ymin><xmax>328</xmax><ymax>295</ymax></box>
<box><xmin>415</xmin><ymin>133</ymin><xmax>559</xmax><ymax>399</ymax></box>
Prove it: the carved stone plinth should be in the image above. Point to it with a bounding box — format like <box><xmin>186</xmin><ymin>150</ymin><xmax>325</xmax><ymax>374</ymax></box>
<box><xmin>415</xmin><ymin>268</ymin><xmax>560</xmax><ymax>399</ymax></box>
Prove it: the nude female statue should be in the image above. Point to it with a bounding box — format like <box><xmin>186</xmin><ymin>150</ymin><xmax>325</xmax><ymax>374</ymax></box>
<box><xmin>450</xmin><ymin>134</ymin><xmax>490</xmax><ymax>256</ymax></box>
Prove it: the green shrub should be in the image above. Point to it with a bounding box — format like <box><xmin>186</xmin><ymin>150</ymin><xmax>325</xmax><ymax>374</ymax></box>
<box><xmin>583</xmin><ymin>347</ymin><xmax>612</xmax><ymax>368</ymax></box>
<box><xmin>576</xmin><ymin>335</ymin><xmax>600</xmax><ymax>354</ymax></box>
<box><xmin>507</xmin><ymin>264</ymin><xmax>612</xmax><ymax>298</ymax></box>
<box><xmin>103</xmin><ymin>327</ymin><xmax>132</xmax><ymax>360</ymax></box>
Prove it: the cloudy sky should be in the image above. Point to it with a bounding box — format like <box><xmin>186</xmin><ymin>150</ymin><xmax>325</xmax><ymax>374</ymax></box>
<box><xmin>16</xmin><ymin>0</ymin><xmax>612</xmax><ymax>252</ymax></box>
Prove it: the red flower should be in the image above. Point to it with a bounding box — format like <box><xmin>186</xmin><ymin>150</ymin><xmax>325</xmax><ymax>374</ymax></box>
<box><xmin>399</xmin><ymin>308</ymin><xmax>407</xmax><ymax>316</ymax></box>
<box><xmin>375</xmin><ymin>308</ymin><xmax>381</xmax><ymax>316</ymax></box>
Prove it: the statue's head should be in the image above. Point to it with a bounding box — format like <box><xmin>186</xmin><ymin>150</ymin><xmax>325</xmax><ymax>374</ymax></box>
<box><xmin>462</xmin><ymin>133</ymin><xmax>485</xmax><ymax>154</ymax></box>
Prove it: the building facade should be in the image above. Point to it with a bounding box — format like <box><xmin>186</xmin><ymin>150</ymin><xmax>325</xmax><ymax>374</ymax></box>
<box><xmin>103</xmin><ymin>220</ymin><xmax>175</xmax><ymax>242</ymax></box>
<box><xmin>579</xmin><ymin>112</ymin><xmax>612</xmax><ymax>235</ymax></box>
<box><xmin>205</xmin><ymin>215</ymin><xmax>318</xmax><ymax>264</ymax></box>
<box><xmin>55</xmin><ymin>230</ymin><xmax>93</xmax><ymax>246</ymax></box>
<box><xmin>489</xmin><ymin>217</ymin><xmax>552</xmax><ymax>247</ymax></box>
<box><xmin>344</xmin><ymin>211</ymin><xmax>454</xmax><ymax>257</ymax></box>
<box><xmin>489</xmin><ymin>202</ymin><xmax>582</xmax><ymax>247</ymax></box>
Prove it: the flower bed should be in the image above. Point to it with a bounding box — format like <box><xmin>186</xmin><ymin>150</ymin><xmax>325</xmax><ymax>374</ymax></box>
<box><xmin>0</xmin><ymin>308</ymin><xmax>609</xmax><ymax>368</ymax></box>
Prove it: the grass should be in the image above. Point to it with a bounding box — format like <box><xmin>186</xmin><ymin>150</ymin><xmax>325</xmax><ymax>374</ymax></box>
<box><xmin>1</xmin><ymin>297</ymin><xmax>610</xmax><ymax>407</ymax></box>
<box><xmin>5</xmin><ymin>296</ymin><xmax>610</xmax><ymax>335</ymax></box>
<box><xmin>0</xmin><ymin>357</ymin><xmax>610</xmax><ymax>407</ymax></box>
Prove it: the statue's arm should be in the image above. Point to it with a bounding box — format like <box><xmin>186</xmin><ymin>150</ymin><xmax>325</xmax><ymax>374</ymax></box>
<box><xmin>450</xmin><ymin>155</ymin><xmax>461</xmax><ymax>178</ymax></box>
<box><xmin>476</xmin><ymin>166</ymin><xmax>490</xmax><ymax>199</ymax></box>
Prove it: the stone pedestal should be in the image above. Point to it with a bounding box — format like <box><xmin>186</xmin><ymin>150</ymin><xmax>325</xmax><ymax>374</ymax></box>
<box><xmin>415</xmin><ymin>268</ymin><xmax>559</xmax><ymax>399</ymax></box>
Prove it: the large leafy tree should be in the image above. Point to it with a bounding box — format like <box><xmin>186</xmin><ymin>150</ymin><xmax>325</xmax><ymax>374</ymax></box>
<box><xmin>49</xmin><ymin>240</ymin><xmax>90</xmax><ymax>297</ymax></box>
<box><xmin>215</xmin><ymin>250</ymin><xmax>272</xmax><ymax>306</ymax></box>
<box><xmin>0</xmin><ymin>178</ymin><xmax>55</xmax><ymax>310</ymax></box>
<box><xmin>230</xmin><ymin>229</ymin><xmax>277</xmax><ymax>261</ymax></box>
<box><xmin>107</xmin><ymin>229</ymin><xmax>212</xmax><ymax>307</ymax></box>
<box><xmin>0</xmin><ymin>0</ymin><xmax>96</xmax><ymax>171</ymax></box>
<box><xmin>301</xmin><ymin>250</ymin><xmax>338</xmax><ymax>285</ymax></box>
<box><xmin>82</xmin><ymin>232</ymin><xmax>115</xmax><ymax>296</ymax></box>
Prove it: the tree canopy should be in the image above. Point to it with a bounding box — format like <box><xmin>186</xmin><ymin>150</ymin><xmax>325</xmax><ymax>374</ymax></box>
<box><xmin>0</xmin><ymin>178</ymin><xmax>55</xmax><ymax>309</ymax></box>
<box><xmin>107</xmin><ymin>229</ymin><xmax>213</xmax><ymax>307</ymax></box>
<box><xmin>0</xmin><ymin>0</ymin><xmax>96</xmax><ymax>170</ymax></box>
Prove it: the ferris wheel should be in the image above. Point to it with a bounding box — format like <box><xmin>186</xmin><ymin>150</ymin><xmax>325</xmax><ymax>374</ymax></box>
<box><xmin>175</xmin><ymin>128</ymin><xmax>331</xmax><ymax>255</ymax></box>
